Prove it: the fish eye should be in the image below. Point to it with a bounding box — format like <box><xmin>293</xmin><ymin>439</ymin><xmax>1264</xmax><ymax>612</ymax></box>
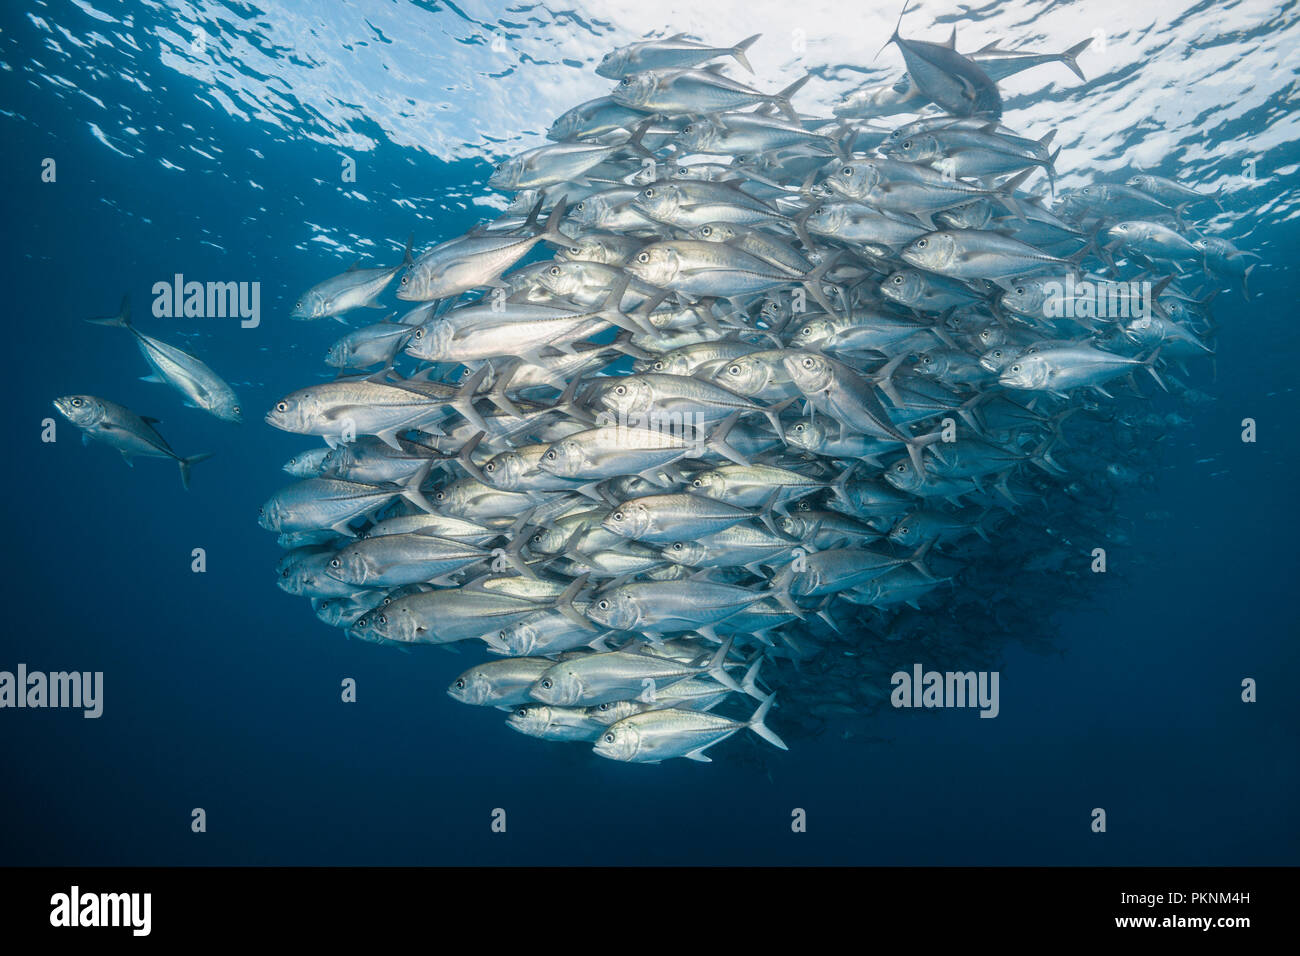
<box><xmin>620</xmin><ymin>77</ymin><xmax>631</xmax><ymax>85</ymax></box>
<box><xmin>892</xmin><ymin>275</ymin><xmax>903</xmax><ymax>284</ymax></box>
<box><xmin>485</xmin><ymin>462</ymin><xmax>496</xmax><ymax>472</ymax></box>
<box><xmin>692</xmin><ymin>478</ymin><xmax>703</xmax><ymax>487</ymax></box>
<box><xmin>794</xmin><ymin>423</ymin><xmax>805</xmax><ymax>432</ymax></box>
<box><xmin>549</xmin><ymin>266</ymin><xmax>561</xmax><ymax>276</ymax></box>
<box><xmin>598</xmin><ymin>600</ymin><xmax>609</xmax><ymax>610</ymax></box>
<box><xmin>728</xmin><ymin>364</ymin><xmax>740</xmax><ymax>375</ymax></box>
<box><xmin>613</xmin><ymin>512</ymin><xmax>624</xmax><ymax>521</ymax></box>
<box><xmin>276</xmin><ymin>401</ymin><xmax>288</xmax><ymax>412</ymax></box>
<box><xmin>684</xmin><ymin>125</ymin><xmax>694</xmax><ymax>133</ymax></box>
<box><xmin>329</xmin><ymin>558</ymin><xmax>341</xmax><ymax>568</ymax></box>
<box><xmin>568</xmin><ymin>246</ymin><xmax>580</xmax><ymax>255</ymax></box>
<box><xmin>498</xmin><ymin>630</ymin><xmax>507</xmax><ymax>639</ymax></box>
<box><xmin>72</xmin><ymin>398</ymin><xmax>83</xmax><ymax>407</ymax></box>
<box><xmin>902</xmin><ymin>140</ymin><xmax>911</xmax><ymax>148</ymax></box>
<box><xmin>841</xmin><ymin>167</ymin><xmax>853</xmax><ymax>176</ymax></box>
<box><xmin>643</xmin><ymin>188</ymin><xmax>654</xmax><ymax>198</ymax></box>
<box><xmin>896</xmin><ymin>464</ymin><xmax>906</xmax><ymax>472</ymax></box>
<box><xmin>541</xmin><ymin>678</ymin><xmax>553</xmax><ymax>688</ymax></box>
<box><xmin>455</xmin><ymin>679</ymin><xmax>465</xmax><ymax>689</ymax></box>
<box><xmin>636</xmin><ymin>252</ymin><xmax>649</xmax><ymax>263</ymax></box>
<box><xmin>599</xmin><ymin>702</ymin><xmax>611</xmax><ymax>711</ymax></box>
<box><xmin>516</xmin><ymin>708</ymin><xmax>528</xmax><ymax>717</ymax></box>
<box><xmin>400</xmin><ymin>275</ymin><xmax>408</xmax><ymax>286</ymax></box>
<box><xmin>1011</xmin><ymin>364</ymin><xmax>1021</xmax><ymax>372</ymax></box>
<box><xmin>378</xmin><ymin>615</ymin><xmax>387</xmax><ymax>624</ymax></box>
<box><xmin>993</xmin><ymin>350</ymin><xmax>1003</xmax><ymax>358</ymax></box>
<box><xmin>802</xmin><ymin>357</ymin><xmax>815</xmax><ymax>368</ymax></box>
<box><xmin>917</xmin><ymin>239</ymin><xmax>928</xmax><ymax>248</ymax></box>
<box><xmin>435</xmin><ymin>491</ymin><xmax>445</xmax><ymax>500</ymax></box>
<box><xmin>1015</xmin><ymin>287</ymin><xmax>1024</xmax><ymax>295</ymax></box>
<box><xmin>545</xmin><ymin>450</ymin><xmax>556</xmax><ymax>460</ymax></box>
<box><xmin>280</xmin><ymin>568</ymin><xmax>290</xmax><ymax>578</ymax></box>
<box><xmin>701</xmin><ymin>226</ymin><xmax>712</xmax><ymax>236</ymax></box>
<box><xmin>604</xmin><ymin>733</ymin><xmax>615</xmax><ymax>743</ymax></box>
<box><xmin>652</xmin><ymin>361</ymin><xmax>664</xmax><ymax>371</ymax></box>
<box><xmin>356</xmin><ymin>618</ymin><xmax>367</xmax><ymax>627</ymax></box>
<box><xmin>233</xmin><ymin>406</ymin><xmax>241</xmax><ymax>415</ymax></box>
<box><xmin>672</xmin><ymin>543</ymin><xmax>683</xmax><ymax>551</ymax></box>
<box><xmin>614</xmin><ymin>385</ymin><xmax>627</xmax><ymax>395</ymax></box>
<box><xmin>897</xmin><ymin>526</ymin><xmax>909</xmax><ymax>535</ymax></box>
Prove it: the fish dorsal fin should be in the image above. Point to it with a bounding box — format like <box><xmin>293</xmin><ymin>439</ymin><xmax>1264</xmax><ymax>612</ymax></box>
<box><xmin>345</xmin><ymin>258</ymin><xmax>363</xmax><ymax>272</ymax></box>
<box><xmin>141</xmin><ymin>416</ymin><xmax>162</xmax><ymax>425</ymax></box>
<box><xmin>701</xmin><ymin>63</ymin><xmax>729</xmax><ymax>75</ymax></box>
<box><xmin>945</xmin><ymin>26</ymin><xmax>957</xmax><ymax>49</ymax></box>
<box><xmin>974</xmin><ymin>40</ymin><xmax>1000</xmax><ymax>53</ymax></box>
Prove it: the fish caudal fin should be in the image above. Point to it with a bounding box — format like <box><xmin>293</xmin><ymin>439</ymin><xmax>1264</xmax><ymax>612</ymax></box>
<box><xmin>747</xmin><ymin>694</ymin><xmax>787</xmax><ymax>750</ymax></box>
<box><xmin>178</xmin><ymin>452</ymin><xmax>213</xmax><ymax>490</ymax></box>
<box><xmin>1061</xmin><ymin>37</ymin><xmax>1093</xmax><ymax>82</ymax></box>
<box><xmin>731</xmin><ymin>34</ymin><xmax>762</xmax><ymax>74</ymax></box>
<box><xmin>87</xmin><ymin>294</ymin><xmax>132</xmax><ymax>329</ymax></box>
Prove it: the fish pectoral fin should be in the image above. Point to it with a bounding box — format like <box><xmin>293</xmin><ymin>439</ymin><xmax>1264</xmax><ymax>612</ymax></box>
<box><xmin>139</xmin><ymin>374</ymin><xmax>166</xmax><ymax>384</ymax></box>
<box><xmin>119</xmin><ymin>451</ymin><xmax>134</xmax><ymax>467</ymax></box>
<box><xmin>683</xmin><ymin>749</ymin><xmax>713</xmax><ymax>762</ymax></box>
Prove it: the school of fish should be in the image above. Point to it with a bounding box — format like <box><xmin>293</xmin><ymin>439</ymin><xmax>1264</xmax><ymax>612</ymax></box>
<box><xmin>68</xmin><ymin>9</ymin><xmax>1254</xmax><ymax>765</ymax></box>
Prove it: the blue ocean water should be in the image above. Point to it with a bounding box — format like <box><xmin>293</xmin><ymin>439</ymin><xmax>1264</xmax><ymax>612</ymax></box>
<box><xmin>1</xmin><ymin>0</ymin><xmax>1296</xmax><ymax>865</ymax></box>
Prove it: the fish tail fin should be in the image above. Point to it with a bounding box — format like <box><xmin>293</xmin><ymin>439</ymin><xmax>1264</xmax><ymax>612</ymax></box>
<box><xmin>401</xmin><ymin>458</ymin><xmax>438</xmax><ymax>513</ymax></box>
<box><xmin>1046</xmin><ymin>145</ymin><xmax>1061</xmax><ymax>197</ymax></box>
<box><xmin>773</xmin><ymin>73</ymin><xmax>810</xmax><ymax>122</ymax></box>
<box><xmin>706</xmin><ymin>637</ymin><xmax>742</xmax><ymax>692</ymax></box>
<box><xmin>1212</xmin><ymin>183</ymin><xmax>1226</xmax><ymax>213</ymax></box>
<box><xmin>452</xmin><ymin>363</ymin><xmax>491</xmax><ymax>432</ymax></box>
<box><xmin>759</xmin><ymin>394</ymin><xmax>799</xmax><ymax>438</ymax></box>
<box><xmin>767</xmin><ymin>573</ymin><xmax>807</xmax><ymax>621</ymax></box>
<box><xmin>908</xmin><ymin>539</ymin><xmax>935</xmax><ymax>579</ymax></box>
<box><xmin>802</xmin><ymin>248</ymin><xmax>845</xmax><ymax>318</ymax></box>
<box><xmin>872</xmin><ymin>350</ymin><xmax>910</xmax><ymax>408</ymax></box>
<box><xmin>499</xmin><ymin>526</ymin><xmax>538</xmax><ymax>579</ymax></box>
<box><xmin>455</xmin><ymin>429</ymin><xmax>488</xmax><ymax>482</ymax></box>
<box><xmin>483</xmin><ymin>361</ymin><xmax>524</xmax><ymax>418</ymax></box>
<box><xmin>705</xmin><ymin>410</ymin><xmax>751</xmax><ymax>466</ymax></box>
<box><xmin>995</xmin><ymin>166</ymin><xmax>1035</xmax><ymax>219</ymax></box>
<box><xmin>740</xmin><ymin>655</ymin><xmax>765</xmax><ymax>700</ymax></box>
<box><xmin>1242</xmin><ymin>262</ymin><xmax>1255</xmax><ymax>300</ymax></box>
<box><xmin>554</xmin><ymin>572</ymin><xmax>598</xmax><ymax>631</ymax></box>
<box><xmin>876</xmin><ymin>0</ymin><xmax>909</xmax><ymax>60</ymax></box>
<box><xmin>624</xmin><ymin>118</ymin><xmax>656</xmax><ymax>160</ymax></box>
<box><xmin>747</xmin><ymin>694</ymin><xmax>787</xmax><ymax>750</ymax></box>
<box><xmin>1061</xmin><ymin>37</ymin><xmax>1092</xmax><ymax>82</ymax></box>
<box><xmin>538</xmin><ymin>195</ymin><xmax>571</xmax><ymax>247</ymax></box>
<box><xmin>178</xmin><ymin>451</ymin><xmax>213</xmax><ymax>490</ymax></box>
<box><xmin>1142</xmin><ymin>345</ymin><xmax>1168</xmax><ymax>392</ymax></box>
<box><xmin>88</xmin><ymin>294</ymin><xmax>132</xmax><ymax>329</ymax></box>
<box><xmin>401</xmin><ymin>232</ymin><xmax>414</xmax><ymax>268</ymax></box>
<box><xmin>731</xmin><ymin>34</ymin><xmax>762</xmax><ymax>74</ymax></box>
